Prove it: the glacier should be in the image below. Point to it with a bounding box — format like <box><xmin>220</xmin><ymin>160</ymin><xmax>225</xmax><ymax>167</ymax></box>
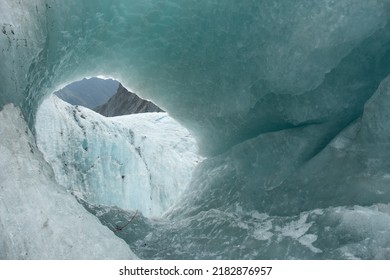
<box><xmin>35</xmin><ymin>95</ymin><xmax>201</xmax><ymax>218</ymax></box>
<box><xmin>2</xmin><ymin>0</ymin><xmax>390</xmax><ymax>259</ymax></box>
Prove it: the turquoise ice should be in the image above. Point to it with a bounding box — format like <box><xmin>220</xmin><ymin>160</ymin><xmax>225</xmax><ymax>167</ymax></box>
<box><xmin>1</xmin><ymin>0</ymin><xmax>390</xmax><ymax>259</ymax></box>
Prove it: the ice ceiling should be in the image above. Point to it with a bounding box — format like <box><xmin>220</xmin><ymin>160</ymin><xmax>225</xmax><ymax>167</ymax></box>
<box><xmin>2</xmin><ymin>0</ymin><xmax>390</xmax><ymax>259</ymax></box>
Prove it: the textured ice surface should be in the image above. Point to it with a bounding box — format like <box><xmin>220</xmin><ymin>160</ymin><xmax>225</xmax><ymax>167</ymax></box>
<box><xmin>0</xmin><ymin>105</ymin><xmax>135</xmax><ymax>259</ymax></box>
<box><xmin>2</xmin><ymin>0</ymin><xmax>390</xmax><ymax>259</ymax></box>
<box><xmin>83</xmin><ymin>202</ymin><xmax>390</xmax><ymax>259</ymax></box>
<box><xmin>36</xmin><ymin>95</ymin><xmax>201</xmax><ymax>217</ymax></box>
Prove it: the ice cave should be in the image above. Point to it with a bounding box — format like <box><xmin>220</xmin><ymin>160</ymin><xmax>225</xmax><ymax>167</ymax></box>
<box><xmin>2</xmin><ymin>0</ymin><xmax>390</xmax><ymax>259</ymax></box>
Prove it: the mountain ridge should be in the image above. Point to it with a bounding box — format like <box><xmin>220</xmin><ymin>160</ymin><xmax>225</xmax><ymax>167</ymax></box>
<box><xmin>94</xmin><ymin>83</ymin><xmax>164</xmax><ymax>117</ymax></box>
<box><xmin>54</xmin><ymin>77</ymin><xmax>119</xmax><ymax>109</ymax></box>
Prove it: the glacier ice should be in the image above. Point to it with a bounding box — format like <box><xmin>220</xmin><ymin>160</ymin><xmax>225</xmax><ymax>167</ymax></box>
<box><xmin>35</xmin><ymin>95</ymin><xmax>202</xmax><ymax>218</ymax></box>
<box><xmin>0</xmin><ymin>104</ymin><xmax>136</xmax><ymax>259</ymax></box>
<box><xmin>2</xmin><ymin>0</ymin><xmax>390</xmax><ymax>259</ymax></box>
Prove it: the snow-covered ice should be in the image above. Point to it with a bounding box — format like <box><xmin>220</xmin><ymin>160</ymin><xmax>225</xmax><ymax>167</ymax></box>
<box><xmin>0</xmin><ymin>104</ymin><xmax>136</xmax><ymax>259</ymax></box>
<box><xmin>35</xmin><ymin>95</ymin><xmax>202</xmax><ymax>218</ymax></box>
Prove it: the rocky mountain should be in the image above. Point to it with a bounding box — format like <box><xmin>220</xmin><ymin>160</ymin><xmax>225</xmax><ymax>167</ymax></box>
<box><xmin>94</xmin><ymin>83</ymin><xmax>163</xmax><ymax>117</ymax></box>
<box><xmin>54</xmin><ymin>77</ymin><xmax>119</xmax><ymax>109</ymax></box>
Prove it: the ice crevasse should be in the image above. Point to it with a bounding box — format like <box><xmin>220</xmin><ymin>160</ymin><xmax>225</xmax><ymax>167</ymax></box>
<box><xmin>2</xmin><ymin>0</ymin><xmax>390</xmax><ymax>259</ymax></box>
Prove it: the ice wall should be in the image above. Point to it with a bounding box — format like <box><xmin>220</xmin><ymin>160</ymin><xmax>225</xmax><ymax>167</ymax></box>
<box><xmin>2</xmin><ymin>0</ymin><xmax>390</xmax><ymax>259</ymax></box>
<box><xmin>93</xmin><ymin>76</ymin><xmax>390</xmax><ymax>259</ymax></box>
<box><xmin>0</xmin><ymin>104</ymin><xmax>135</xmax><ymax>259</ymax></box>
<box><xmin>35</xmin><ymin>95</ymin><xmax>201</xmax><ymax>217</ymax></box>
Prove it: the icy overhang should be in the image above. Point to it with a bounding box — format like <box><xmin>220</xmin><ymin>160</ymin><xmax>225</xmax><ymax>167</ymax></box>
<box><xmin>1</xmin><ymin>0</ymin><xmax>390</xmax><ymax>156</ymax></box>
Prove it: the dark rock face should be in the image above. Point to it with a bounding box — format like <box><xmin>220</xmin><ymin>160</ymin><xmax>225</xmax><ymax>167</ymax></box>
<box><xmin>94</xmin><ymin>84</ymin><xmax>163</xmax><ymax>117</ymax></box>
<box><xmin>54</xmin><ymin>78</ymin><xmax>119</xmax><ymax>109</ymax></box>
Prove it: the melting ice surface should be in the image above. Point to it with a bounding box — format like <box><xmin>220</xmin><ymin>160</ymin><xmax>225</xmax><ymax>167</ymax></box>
<box><xmin>2</xmin><ymin>0</ymin><xmax>390</xmax><ymax>259</ymax></box>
